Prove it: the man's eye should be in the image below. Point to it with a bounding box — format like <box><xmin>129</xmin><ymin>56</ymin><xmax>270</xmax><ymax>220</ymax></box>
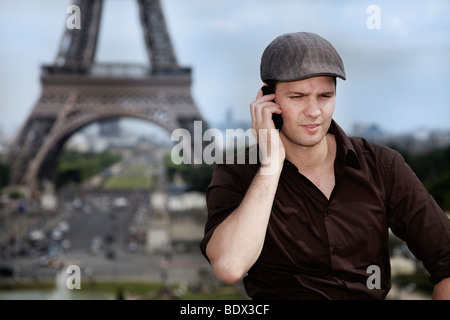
<box><xmin>290</xmin><ymin>95</ymin><xmax>304</xmax><ymax>99</ymax></box>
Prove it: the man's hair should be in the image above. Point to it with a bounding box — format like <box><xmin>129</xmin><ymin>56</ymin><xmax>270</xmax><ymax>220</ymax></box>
<box><xmin>265</xmin><ymin>77</ymin><xmax>337</xmax><ymax>94</ymax></box>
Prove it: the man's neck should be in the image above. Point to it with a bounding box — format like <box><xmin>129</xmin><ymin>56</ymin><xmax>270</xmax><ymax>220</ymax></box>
<box><xmin>285</xmin><ymin>134</ymin><xmax>336</xmax><ymax>174</ymax></box>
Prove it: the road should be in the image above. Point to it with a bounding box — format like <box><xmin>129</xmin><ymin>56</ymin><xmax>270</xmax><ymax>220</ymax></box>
<box><xmin>2</xmin><ymin>189</ymin><xmax>211</xmax><ymax>286</ymax></box>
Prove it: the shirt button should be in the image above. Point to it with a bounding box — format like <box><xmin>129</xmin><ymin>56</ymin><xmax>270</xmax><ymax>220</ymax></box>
<box><xmin>332</xmin><ymin>247</ymin><xmax>339</xmax><ymax>254</ymax></box>
<box><xmin>325</xmin><ymin>208</ymin><xmax>331</xmax><ymax>216</ymax></box>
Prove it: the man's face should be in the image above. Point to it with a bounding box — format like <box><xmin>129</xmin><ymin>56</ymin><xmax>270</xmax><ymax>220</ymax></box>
<box><xmin>275</xmin><ymin>76</ymin><xmax>336</xmax><ymax>148</ymax></box>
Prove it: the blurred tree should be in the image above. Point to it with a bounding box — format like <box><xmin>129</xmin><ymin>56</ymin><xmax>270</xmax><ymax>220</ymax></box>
<box><xmin>426</xmin><ymin>171</ymin><xmax>450</xmax><ymax>211</ymax></box>
<box><xmin>164</xmin><ymin>153</ymin><xmax>190</xmax><ymax>183</ymax></box>
<box><xmin>0</xmin><ymin>154</ymin><xmax>10</xmax><ymax>190</ymax></box>
<box><xmin>164</xmin><ymin>153</ymin><xmax>215</xmax><ymax>193</ymax></box>
<box><xmin>55</xmin><ymin>150</ymin><xmax>121</xmax><ymax>188</ymax></box>
<box><xmin>183</xmin><ymin>164</ymin><xmax>216</xmax><ymax>192</ymax></box>
<box><xmin>389</xmin><ymin>144</ymin><xmax>450</xmax><ymax>211</ymax></box>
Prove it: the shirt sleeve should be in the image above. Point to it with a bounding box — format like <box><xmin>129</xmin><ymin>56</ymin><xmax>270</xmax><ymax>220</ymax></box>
<box><xmin>386</xmin><ymin>150</ymin><xmax>450</xmax><ymax>285</ymax></box>
<box><xmin>199</xmin><ymin>163</ymin><xmax>258</xmax><ymax>262</ymax></box>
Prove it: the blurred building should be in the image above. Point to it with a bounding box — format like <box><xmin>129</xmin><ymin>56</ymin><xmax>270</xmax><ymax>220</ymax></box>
<box><xmin>99</xmin><ymin>119</ymin><xmax>121</xmax><ymax>137</ymax></box>
<box><xmin>351</xmin><ymin>122</ymin><xmax>450</xmax><ymax>154</ymax></box>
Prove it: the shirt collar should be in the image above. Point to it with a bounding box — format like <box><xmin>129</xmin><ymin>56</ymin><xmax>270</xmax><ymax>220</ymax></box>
<box><xmin>328</xmin><ymin>119</ymin><xmax>361</xmax><ymax>170</ymax></box>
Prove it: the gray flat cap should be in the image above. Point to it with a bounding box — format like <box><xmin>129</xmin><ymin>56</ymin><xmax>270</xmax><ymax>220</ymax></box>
<box><xmin>260</xmin><ymin>32</ymin><xmax>346</xmax><ymax>82</ymax></box>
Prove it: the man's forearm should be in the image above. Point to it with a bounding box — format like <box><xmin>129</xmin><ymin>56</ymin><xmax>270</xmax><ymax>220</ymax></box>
<box><xmin>205</xmin><ymin>165</ymin><xmax>281</xmax><ymax>284</ymax></box>
<box><xmin>432</xmin><ymin>277</ymin><xmax>450</xmax><ymax>300</ymax></box>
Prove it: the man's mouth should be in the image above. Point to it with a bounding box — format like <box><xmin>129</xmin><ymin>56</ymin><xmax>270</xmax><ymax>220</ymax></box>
<box><xmin>302</xmin><ymin>124</ymin><xmax>320</xmax><ymax>133</ymax></box>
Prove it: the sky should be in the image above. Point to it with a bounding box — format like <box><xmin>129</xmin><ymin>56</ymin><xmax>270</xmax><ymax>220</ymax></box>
<box><xmin>0</xmin><ymin>0</ymin><xmax>449</xmax><ymax>139</ymax></box>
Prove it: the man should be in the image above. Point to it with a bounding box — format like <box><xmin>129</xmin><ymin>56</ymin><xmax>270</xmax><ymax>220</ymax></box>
<box><xmin>199</xmin><ymin>32</ymin><xmax>450</xmax><ymax>299</ymax></box>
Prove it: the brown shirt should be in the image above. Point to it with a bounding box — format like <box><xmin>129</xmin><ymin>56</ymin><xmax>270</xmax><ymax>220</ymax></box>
<box><xmin>199</xmin><ymin>120</ymin><xmax>450</xmax><ymax>300</ymax></box>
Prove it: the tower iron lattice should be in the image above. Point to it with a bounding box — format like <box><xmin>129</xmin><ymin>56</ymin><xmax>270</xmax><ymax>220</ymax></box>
<box><xmin>7</xmin><ymin>0</ymin><xmax>207</xmax><ymax>192</ymax></box>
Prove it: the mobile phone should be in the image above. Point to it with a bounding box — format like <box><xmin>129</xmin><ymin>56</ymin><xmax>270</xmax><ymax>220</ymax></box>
<box><xmin>261</xmin><ymin>86</ymin><xmax>283</xmax><ymax>130</ymax></box>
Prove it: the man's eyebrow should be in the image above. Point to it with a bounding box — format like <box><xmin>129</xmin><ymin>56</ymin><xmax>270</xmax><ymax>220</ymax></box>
<box><xmin>285</xmin><ymin>90</ymin><xmax>335</xmax><ymax>96</ymax></box>
<box><xmin>319</xmin><ymin>91</ymin><xmax>335</xmax><ymax>96</ymax></box>
<box><xmin>286</xmin><ymin>91</ymin><xmax>308</xmax><ymax>95</ymax></box>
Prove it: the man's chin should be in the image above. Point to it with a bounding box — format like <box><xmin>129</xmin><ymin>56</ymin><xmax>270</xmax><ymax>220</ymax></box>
<box><xmin>282</xmin><ymin>133</ymin><xmax>325</xmax><ymax>148</ymax></box>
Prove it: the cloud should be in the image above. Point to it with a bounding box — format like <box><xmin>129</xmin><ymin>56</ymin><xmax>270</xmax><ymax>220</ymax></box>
<box><xmin>0</xmin><ymin>0</ymin><xmax>449</xmax><ymax>137</ymax></box>
<box><xmin>95</xmin><ymin>0</ymin><xmax>147</xmax><ymax>63</ymax></box>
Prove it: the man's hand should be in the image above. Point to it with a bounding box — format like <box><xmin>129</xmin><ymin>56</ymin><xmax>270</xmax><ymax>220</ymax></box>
<box><xmin>205</xmin><ymin>87</ymin><xmax>286</xmax><ymax>284</ymax></box>
<box><xmin>250</xmin><ymin>88</ymin><xmax>285</xmax><ymax>174</ymax></box>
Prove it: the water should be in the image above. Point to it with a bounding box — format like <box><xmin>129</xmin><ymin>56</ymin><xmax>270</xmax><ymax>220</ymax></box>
<box><xmin>0</xmin><ymin>268</ymin><xmax>114</xmax><ymax>300</ymax></box>
<box><xmin>0</xmin><ymin>289</ymin><xmax>114</xmax><ymax>300</ymax></box>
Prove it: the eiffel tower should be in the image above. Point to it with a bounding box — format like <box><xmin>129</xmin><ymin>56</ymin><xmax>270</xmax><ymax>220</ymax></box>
<box><xmin>7</xmin><ymin>0</ymin><xmax>207</xmax><ymax>193</ymax></box>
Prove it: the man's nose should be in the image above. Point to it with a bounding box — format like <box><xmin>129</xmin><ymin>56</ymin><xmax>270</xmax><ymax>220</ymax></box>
<box><xmin>304</xmin><ymin>98</ymin><xmax>321</xmax><ymax>118</ymax></box>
